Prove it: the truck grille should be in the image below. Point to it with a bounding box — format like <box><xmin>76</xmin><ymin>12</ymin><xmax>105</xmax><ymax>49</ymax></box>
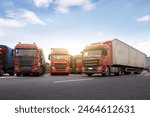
<box><xmin>83</xmin><ymin>59</ymin><xmax>99</xmax><ymax>67</ymax></box>
<box><xmin>18</xmin><ymin>57</ymin><xmax>34</xmax><ymax>66</ymax></box>
<box><xmin>54</xmin><ymin>63</ymin><xmax>67</xmax><ymax>69</ymax></box>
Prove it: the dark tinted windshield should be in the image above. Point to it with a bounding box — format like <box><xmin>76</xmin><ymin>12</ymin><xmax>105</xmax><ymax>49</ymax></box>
<box><xmin>15</xmin><ymin>49</ymin><xmax>37</xmax><ymax>57</ymax></box>
<box><xmin>0</xmin><ymin>54</ymin><xmax>4</xmax><ymax>59</ymax></box>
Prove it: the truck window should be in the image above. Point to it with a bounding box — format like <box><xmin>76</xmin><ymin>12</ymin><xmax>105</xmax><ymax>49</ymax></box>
<box><xmin>15</xmin><ymin>49</ymin><xmax>37</xmax><ymax>57</ymax></box>
<box><xmin>83</xmin><ymin>50</ymin><xmax>102</xmax><ymax>57</ymax></box>
<box><xmin>76</xmin><ymin>59</ymin><xmax>82</xmax><ymax>63</ymax></box>
<box><xmin>52</xmin><ymin>55</ymin><xmax>69</xmax><ymax>60</ymax></box>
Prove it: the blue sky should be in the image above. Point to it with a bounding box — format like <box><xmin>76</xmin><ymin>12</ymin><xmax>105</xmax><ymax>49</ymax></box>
<box><xmin>0</xmin><ymin>0</ymin><xmax>150</xmax><ymax>61</ymax></box>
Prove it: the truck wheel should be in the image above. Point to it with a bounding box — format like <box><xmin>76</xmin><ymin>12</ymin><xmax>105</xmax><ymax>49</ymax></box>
<box><xmin>51</xmin><ymin>73</ymin><xmax>54</xmax><ymax>76</ymax></box>
<box><xmin>9</xmin><ymin>72</ymin><xmax>14</xmax><ymax>76</ymax></box>
<box><xmin>34</xmin><ymin>72</ymin><xmax>41</xmax><ymax>76</ymax></box>
<box><xmin>0</xmin><ymin>69</ymin><xmax>4</xmax><ymax>76</ymax></box>
<box><xmin>115</xmin><ymin>67</ymin><xmax>122</xmax><ymax>76</ymax></box>
<box><xmin>124</xmin><ymin>72</ymin><xmax>131</xmax><ymax>75</ymax></box>
<box><xmin>16</xmin><ymin>73</ymin><xmax>21</xmax><ymax>76</ymax></box>
<box><xmin>87</xmin><ymin>73</ymin><xmax>93</xmax><ymax>76</ymax></box>
<box><xmin>23</xmin><ymin>73</ymin><xmax>30</xmax><ymax>76</ymax></box>
<box><xmin>104</xmin><ymin>67</ymin><xmax>110</xmax><ymax>76</ymax></box>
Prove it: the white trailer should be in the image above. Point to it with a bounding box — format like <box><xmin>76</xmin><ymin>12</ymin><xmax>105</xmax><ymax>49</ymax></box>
<box><xmin>146</xmin><ymin>57</ymin><xmax>150</xmax><ymax>72</ymax></box>
<box><xmin>112</xmin><ymin>39</ymin><xmax>147</xmax><ymax>73</ymax></box>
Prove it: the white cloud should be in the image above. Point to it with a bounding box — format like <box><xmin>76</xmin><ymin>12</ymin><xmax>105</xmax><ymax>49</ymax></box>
<box><xmin>0</xmin><ymin>9</ymin><xmax>45</xmax><ymax>38</ymax></box>
<box><xmin>6</xmin><ymin>9</ymin><xmax>45</xmax><ymax>25</ymax></box>
<box><xmin>56</xmin><ymin>5</ymin><xmax>69</xmax><ymax>14</ymax></box>
<box><xmin>55</xmin><ymin>0</ymin><xmax>95</xmax><ymax>13</ymax></box>
<box><xmin>33</xmin><ymin>0</ymin><xmax>53</xmax><ymax>8</ymax></box>
<box><xmin>0</xmin><ymin>30</ymin><xmax>5</xmax><ymax>37</ymax></box>
<box><xmin>46</xmin><ymin>18</ymin><xmax>55</xmax><ymax>22</ymax></box>
<box><xmin>0</xmin><ymin>18</ymin><xmax>24</xmax><ymax>27</ymax></box>
<box><xmin>33</xmin><ymin>0</ymin><xmax>95</xmax><ymax>13</ymax></box>
<box><xmin>137</xmin><ymin>15</ymin><xmax>150</xmax><ymax>22</ymax></box>
<box><xmin>22</xmin><ymin>10</ymin><xmax>45</xmax><ymax>25</ymax></box>
<box><xmin>82</xmin><ymin>0</ymin><xmax>95</xmax><ymax>11</ymax></box>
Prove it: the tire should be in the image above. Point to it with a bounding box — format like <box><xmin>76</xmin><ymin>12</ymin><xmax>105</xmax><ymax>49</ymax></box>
<box><xmin>124</xmin><ymin>72</ymin><xmax>131</xmax><ymax>75</ymax></box>
<box><xmin>65</xmin><ymin>73</ymin><xmax>69</xmax><ymax>76</ymax></box>
<box><xmin>115</xmin><ymin>67</ymin><xmax>122</xmax><ymax>76</ymax></box>
<box><xmin>87</xmin><ymin>73</ymin><xmax>93</xmax><ymax>76</ymax></box>
<box><xmin>0</xmin><ymin>69</ymin><xmax>4</xmax><ymax>76</ymax></box>
<box><xmin>9</xmin><ymin>72</ymin><xmax>14</xmax><ymax>76</ymax></box>
<box><xmin>51</xmin><ymin>73</ymin><xmax>55</xmax><ymax>76</ymax></box>
<box><xmin>35</xmin><ymin>72</ymin><xmax>41</xmax><ymax>76</ymax></box>
<box><xmin>23</xmin><ymin>73</ymin><xmax>30</xmax><ymax>76</ymax></box>
<box><xmin>103</xmin><ymin>67</ymin><xmax>110</xmax><ymax>76</ymax></box>
<box><xmin>16</xmin><ymin>73</ymin><xmax>21</xmax><ymax>76</ymax></box>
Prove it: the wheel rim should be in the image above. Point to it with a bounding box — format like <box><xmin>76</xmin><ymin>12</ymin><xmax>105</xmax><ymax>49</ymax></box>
<box><xmin>105</xmin><ymin>67</ymin><xmax>109</xmax><ymax>76</ymax></box>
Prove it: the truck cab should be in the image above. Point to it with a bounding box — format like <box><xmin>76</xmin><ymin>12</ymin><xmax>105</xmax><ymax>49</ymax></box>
<box><xmin>70</xmin><ymin>55</ymin><xmax>82</xmax><ymax>74</ymax></box>
<box><xmin>82</xmin><ymin>42</ymin><xmax>111</xmax><ymax>76</ymax></box>
<box><xmin>49</xmin><ymin>48</ymin><xmax>70</xmax><ymax>75</ymax></box>
<box><xmin>14</xmin><ymin>43</ymin><xmax>46</xmax><ymax>76</ymax></box>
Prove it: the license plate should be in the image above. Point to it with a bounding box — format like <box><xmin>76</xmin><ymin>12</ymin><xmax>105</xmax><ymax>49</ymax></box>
<box><xmin>88</xmin><ymin>67</ymin><xmax>93</xmax><ymax>70</ymax></box>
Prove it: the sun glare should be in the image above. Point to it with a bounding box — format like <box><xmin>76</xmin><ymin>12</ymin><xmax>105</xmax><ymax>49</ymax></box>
<box><xmin>51</xmin><ymin>41</ymin><xmax>84</xmax><ymax>56</ymax></box>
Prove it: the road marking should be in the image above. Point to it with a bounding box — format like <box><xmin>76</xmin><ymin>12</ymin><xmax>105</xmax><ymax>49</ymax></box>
<box><xmin>54</xmin><ymin>78</ymin><xmax>94</xmax><ymax>83</ymax></box>
<box><xmin>144</xmin><ymin>74</ymin><xmax>150</xmax><ymax>77</ymax></box>
<box><xmin>0</xmin><ymin>76</ymin><xmax>15</xmax><ymax>79</ymax></box>
<box><xmin>42</xmin><ymin>74</ymin><xmax>50</xmax><ymax>77</ymax></box>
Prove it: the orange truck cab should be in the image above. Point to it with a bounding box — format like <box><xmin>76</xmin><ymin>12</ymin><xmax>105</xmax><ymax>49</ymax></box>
<box><xmin>49</xmin><ymin>48</ymin><xmax>70</xmax><ymax>75</ymax></box>
<box><xmin>70</xmin><ymin>55</ymin><xmax>82</xmax><ymax>74</ymax></box>
<box><xmin>14</xmin><ymin>43</ymin><xmax>46</xmax><ymax>76</ymax></box>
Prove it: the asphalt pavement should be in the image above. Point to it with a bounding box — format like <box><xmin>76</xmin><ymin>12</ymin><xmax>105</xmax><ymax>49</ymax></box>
<box><xmin>0</xmin><ymin>73</ymin><xmax>150</xmax><ymax>100</ymax></box>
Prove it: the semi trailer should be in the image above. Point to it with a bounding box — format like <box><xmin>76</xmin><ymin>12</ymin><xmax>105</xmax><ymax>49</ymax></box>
<box><xmin>82</xmin><ymin>39</ymin><xmax>147</xmax><ymax>76</ymax></box>
<box><xmin>14</xmin><ymin>43</ymin><xmax>46</xmax><ymax>76</ymax></box>
<box><xmin>49</xmin><ymin>48</ymin><xmax>70</xmax><ymax>75</ymax></box>
<box><xmin>146</xmin><ymin>57</ymin><xmax>150</xmax><ymax>72</ymax></box>
<box><xmin>0</xmin><ymin>45</ymin><xmax>14</xmax><ymax>76</ymax></box>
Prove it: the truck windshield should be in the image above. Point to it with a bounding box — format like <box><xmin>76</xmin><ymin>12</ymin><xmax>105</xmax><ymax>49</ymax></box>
<box><xmin>15</xmin><ymin>49</ymin><xmax>37</xmax><ymax>57</ymax></box>
<box><xmin>76</xmin><ymin>59</ymin><xmax>82</xmax><ymax>63</ymax></box>
<box><xmin>52</xmin><ymin>55</ymin><xmax>69</xmax><ymax>60</ymax></box>
<box><xmin>83</xmin><ymin>50</ymin><xmax>102</xmax><ymax>57</ymax></box>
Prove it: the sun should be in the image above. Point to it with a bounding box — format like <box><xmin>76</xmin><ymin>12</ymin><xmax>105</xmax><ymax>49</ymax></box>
<box><xmin>52</xmin><ymin>41</ymin><xmax>84</xmax><ymax>56</ymax></box>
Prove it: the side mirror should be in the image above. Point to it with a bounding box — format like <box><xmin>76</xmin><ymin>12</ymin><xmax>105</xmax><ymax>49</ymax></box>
<box><xmin>11</xmin><ymin>50</ymin><xmax>14</xmax><ymax>56</ymax></box>
<box><xmin>48</xmin><ymin>54</ymin><xmax>51</xmax><ymax>60</ymax></box>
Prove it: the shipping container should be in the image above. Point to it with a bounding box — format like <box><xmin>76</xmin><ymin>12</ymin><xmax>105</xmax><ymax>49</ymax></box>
<box><xmin>112</xmin><ymin>39</ymin><xmax>146</xmax><ymax>68</ymax></box>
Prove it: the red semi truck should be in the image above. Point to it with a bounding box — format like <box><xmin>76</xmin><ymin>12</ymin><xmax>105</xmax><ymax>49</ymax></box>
<box><xmin>70</xmin><ymin>55</ymin><xmax>82</xmax><ymax>74</ymax></box>
<box><xmin>49</xmin><ymin>48</ymin><xmax>70</xmax><ymax>75</ymax></box>
<box><xmin>14</xmin><ymin>43</ymin><xmax>46</xmax><ymax>76</ymax></box>
<box><xmin>82</xmin><ymin>39</ymin><xmax>147</xmax><ymax>76</ymax></box>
